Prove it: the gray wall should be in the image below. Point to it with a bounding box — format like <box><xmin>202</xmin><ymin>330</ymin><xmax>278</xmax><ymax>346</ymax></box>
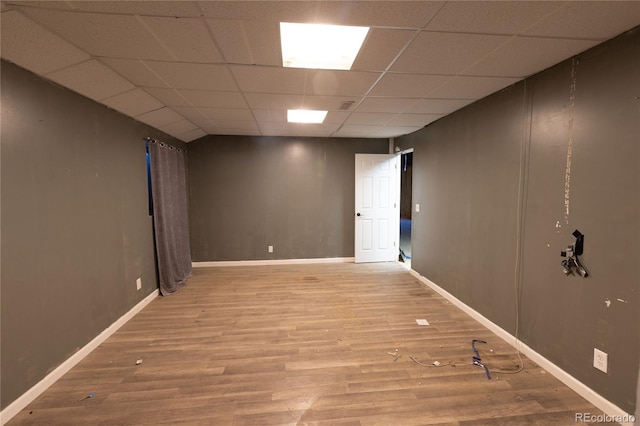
<box><xmin>395</xmin><ymin>28</ymin><xmax>639</xmax><ymax>413</ymax></box>
<box><xmin>0</xmin><ymin>61</ymin><xmax>183</xmax><ymax>409</ymax></box>
<box><xmin>188</xmin><ymin>135</ymin><xmax>388</xmax><ymax>261</ymax></box>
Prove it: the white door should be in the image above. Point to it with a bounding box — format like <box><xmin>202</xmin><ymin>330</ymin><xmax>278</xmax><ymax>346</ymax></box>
<box><xmin>355</xmin><ymin>154</ymin><xmax>400</xmax><ymax>263</ymax></box>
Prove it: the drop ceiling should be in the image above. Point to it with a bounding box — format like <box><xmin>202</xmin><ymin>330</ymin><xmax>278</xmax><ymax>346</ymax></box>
<box><xmin>2</xmin><ymin>1</ymin><xmax>639</xmax><ymax>142</ymax></box>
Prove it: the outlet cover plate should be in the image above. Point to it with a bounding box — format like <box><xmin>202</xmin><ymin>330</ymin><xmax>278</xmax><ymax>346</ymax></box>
<box><xmin>593</xmin><ymin>348</ymin><xmax>608</xmax><ymax>373</ymax></box>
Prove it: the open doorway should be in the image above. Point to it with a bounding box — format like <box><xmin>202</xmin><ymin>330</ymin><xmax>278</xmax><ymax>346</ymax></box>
<box><xmin>399</xmin><ymin>150</ymin><xmax>413</xmax><ymax>267</ymax></box>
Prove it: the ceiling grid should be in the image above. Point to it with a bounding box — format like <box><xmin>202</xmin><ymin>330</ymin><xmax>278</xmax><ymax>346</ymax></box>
<box><xmin>1</xmin><ymin>0</ymin><xmax>639</xmax><ymax>141</ymax></box>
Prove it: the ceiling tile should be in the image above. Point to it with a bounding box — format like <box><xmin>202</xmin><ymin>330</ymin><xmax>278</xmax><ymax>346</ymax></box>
<box><xmin>523</xmin><ymin>1</ymin><xmax>640</xmax><ymax>40</ymax></box>
<box><xmin>369</xmin><ymin>73</ymin><xmax>452</xmax><ymax>98</ymax></box>
<box><xmin>324</xmin><ymin>111</ymin><xmax>351</xmax><ymax>125</ymax></box>
<box><xmin>3</xmin><ymin>1</ymin><xmax>72</xmax><ymax>11</ymax></box>
<box><xmin>136</xmin><ymin>107</ymin><xmax>183</xmax><ymax>128</ymax></box>
<box><xmin>144</xmin><ymin>61</ymin><xmax>238</xmax><ymax>91</ymax></box>
<box><xmin>47</xmin><ymin>59</ymin><xmax>135</xmax><ymax>101</ymax></box>
<box><xmin>306</xmin><ymin>70</ymin><xmax>381</xmax><ymax>96</ymax></box>
<box><xmin>143</xmin><ymin>87</ymin><xmax>192</xmax><ymax>107</ymax></box>
<box><xmin>259</xmin><ymin>121</ymin><xmax>340</xmax><ymax>137</ymax></box>
<box><xmin>214</xmin><ymin>120</ymin><xmax>259</xmax><ymax>131</ymax></box>
<box><xmin>346</xmin><ymin>113</ymin><xmax>396</xmax><ymax>126</ymax></box>
<box><xmin>169</xmin><ymin>106</ymin><xmax>216</xmax><ymax>129</ymax></box>
<box><xmin>200</xmin><ymin>1</ymin><xmax>444</xmax><ymax>27</ymax></box>
<box><xmin>356</xmin><ymin>97</ymin><xmax>421</xmax><ymax>113</ymax></box>
<box><xmin>244</xmin><ymin>93</ymin><xmax>304</xmax><ymax>110</ymax></box>
<box><xmin>199</xmin><ymin>108</ymin><xmax>254</xmax><ymax>122</ymax></box>
<box><xmin>391</xmin><ymin>31</ymin><xmax>510</xmax><ymax>74</ymax></box>
<box><xmin>373</xmin><ymin>126</ymin><xmax>423</xmax><ymax>138</ymax></box>
<box><xmin>426</xmin><ymin>1</ymin><xmax>563</xmax><ymax>35</ymax></box>
<box><xmin>252</xmin><ymin>109</ymin><xmax>274</xmax><ymax>122</ymax></box>
<box><xmin>216</xmin><ymin>128</ymin><xmax>262</xmax><ymax>136</ymax></box>
<box><xmin>334</xmin><ymin>124</ymin><xmax>421</xmax><ymax>138</ymax></box>
<box><xmin>353</xmin><ymin>28</ymin><xmax>417</xmax><ymax>72</ymax></box>
<box><xmin>198</xmin><ymin>1</ymin><xmax>320</xmax><ymax>22</ymax></box>
<box><xmin>301</xmin><ymin>95</ymin><xmax>366</xmax><ymax>111</ymax></box>
<box><xmin>387</xmin><ymin>113</ymin><xmax>443</xmax><ymax>127</ymax></box>
<box><xmin>178</xmin><ymin>90</ymin><xmax>248</xmax><ymax>108</ymax></box>
<box><xmin>314</xmin><ymin>1</ymin><xmax>445</xmax><ymax>27</ymax></box>
<box><xmin>427</xmin><ymin>76</ymin><xmax>520</xmax><ymax>100</ymax></box>
<box><xmin>207</xmin><ymin>19</ymin><xmax>281</xmax><ymax>67</ymax></box>
<box><xmin>19</xmin><ymin>7</ymin><xmax>174</xmax><ymax>60</ymax></box>
<box><xmin>409</xmin><ymin>99</ymin><xmax>475</xmax><ymax>114</ymax></box>
<box><xmin>230</xmin><ymin>65</ymin><xmax>307</xmax><ymax>94</ymax></box>
<box><xmin>102</xmin><ymin>88</ymin><xmax>164</xmax><ymax>117</ymax></box>
<box><xmin>463</xmin><ymin>36</ymin><xmax>599</xmax><ymax>78</ymax></box>
<box><xmin>99</xmin><ymin>58</ymin><xmax>169</xmax><ymax>88</ymax></box>
<box><xmin>179</xmin><ymin>128</ymin><xmax>208</xmax><ymax>143</ymax></box>
<box><xmin>67</xmin><ymin>1</ymin><xmax>202</xmax><ymax>17</ymax></box>
<box><xmin>1</xmin><ymin>10</ymin><xmax>90</xmax><ymax>74</ymax></box>
<box><xmin>333</xmin><ymin>124</ymin><xmax>377</xmax><ymax>138</ymax></box>
<box><xmin>252</xmin><ymin>109</ymin><xmax>287</xmax><ymax>122</ymax></box>
<box><xmin>140</xmin><ymin>17</ymin><xmax>224</xmax><ymax>63</ymax></box>
<box><xmin>160</xmin><ymin>119</ymin><xmax>198</xmax><ymax>136</ymax></box>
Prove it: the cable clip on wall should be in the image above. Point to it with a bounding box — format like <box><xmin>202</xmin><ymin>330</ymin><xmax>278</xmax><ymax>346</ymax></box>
<box><xmin>560</xmin><ymin>229</ymin><xmax>589</xmax><ymax>277</ymax></box>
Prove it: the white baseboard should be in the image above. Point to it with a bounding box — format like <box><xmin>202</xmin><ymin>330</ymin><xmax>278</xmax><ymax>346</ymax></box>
<box><xmin>193</xmin><ymin>257</ymin><xmax>355</xmax><ymax>268</ymax></box>
<box><xmin>0</xmin><ymin>289</ymin><xmax>159</xmax><ymax>425</ymax></box>
<box><xmin>409</xmin><ymin>269</ymin><xmax>635</xmax><ymax>426</ymax></box>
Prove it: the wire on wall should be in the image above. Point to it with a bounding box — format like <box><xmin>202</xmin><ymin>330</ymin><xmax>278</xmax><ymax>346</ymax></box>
<box><xmin>507</xmin><ymin>79</ymin><xmax>535</xmax><ymax>375</ymax></box>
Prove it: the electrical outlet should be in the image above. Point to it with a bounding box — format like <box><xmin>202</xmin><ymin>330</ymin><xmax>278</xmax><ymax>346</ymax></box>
<box><xmin>136</xmin><ymin>277</ymin><xmax>142</xmax><ymax>291</ymax></box>
<box><xmin>593</xmin><ymin>348</ymin><xmax>608</xmax><ymax>373</ymax></box>
<box><xmin>268</xmin><ymin>245</ymin><xmax>274</xmax><ymax>253</ymax></box>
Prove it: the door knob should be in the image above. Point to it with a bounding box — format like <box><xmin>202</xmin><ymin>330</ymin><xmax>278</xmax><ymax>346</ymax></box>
<box><xmin>356</xmin><ymin>212</ymin><xmax>361</xmax><ymax>216</ymax></box>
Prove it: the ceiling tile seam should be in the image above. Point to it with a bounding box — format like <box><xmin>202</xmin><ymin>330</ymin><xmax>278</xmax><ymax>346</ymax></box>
<box><xmin>2</xmin><ymin>8</ymin><xmax>91</xmax><ymax>74</ymax></box>
<box><xmin>420</xmin><ymin>1</ymin><xmax>449</xmax><ymax>29</ymax></box>
<box><xmin>100</xmin><ymin>87</ymin><xmax>140</xmax><ymax>102</ymax></box>
<box><xmin>462</xmin><ymin>38</ymin><xmax>518</xmax><ymax>78</ymax></box>
<box><xmin>331</xmin><ymin>28</ymin><xmax>423</xmax><ymax>137</ymax></box>
<box><xmin>135</xmin><ymin>83</ymin><xmax>194</xmax><ymax>108</ymax></box>
<box><xmin>41</xmin><ymin>57</ymin><xmax>94</xmax><ymax>78</ymax></box>
<box><xmin>138</xmin><ymin>59</ymin><xmax>173</xmax><ymax>89</ymax></box>
<box><xmin>134</xmin><ymin>106</ymin><xmax>183</xmax><ymax>124</ymax></box>
<box><xmin>3</xmin><ymin>9</ymin><xmax>175</xmax><ymax>112</ymax></box>
<box><xmin>195</xmin><ymin>2</ymin><xmax>264</xmax><ymax>136</ymax></box>
<box><xmin>515</xmin><ymin>1</ymin><xmax>612</xmax><ymax>42</ymax></box>
<box><xmin>190</xmin><ymin>107</ymin><xmax>220</xmax><ymax>129</ymax></box>
<box><xmin>5</xmin><ymin>2</ymin><xmax>198</xmax><ymax>19</ymax></box>
<box><xmin>134</xmin><ymin>14</ymin><xmax>180</xmax><ymax>62</ymax></box>
<box><xmin>9</xmin><ymin>8</ymin><xmax>97</xmax><ymax>75</ymax></box>
<box><xmin>415</xmin><ymin>28</ymin><xmax>604</xmax><ymax>42</ymax></box>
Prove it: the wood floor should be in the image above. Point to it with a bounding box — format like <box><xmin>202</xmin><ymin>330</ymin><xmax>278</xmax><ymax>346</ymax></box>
<box><xmin>9</xmin><ymin>262</ymin><xmax>612</xmax><ymax>425</ymax></box>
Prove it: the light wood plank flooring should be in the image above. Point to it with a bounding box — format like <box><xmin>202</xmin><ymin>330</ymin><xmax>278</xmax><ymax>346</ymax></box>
<box><xmin>9</xmin><ymin>262</ymin><xmax>613</xmax><ymax>425</ymax></box>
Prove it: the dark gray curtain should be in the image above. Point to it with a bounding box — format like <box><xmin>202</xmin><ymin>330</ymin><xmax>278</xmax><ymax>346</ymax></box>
<box><xmin>148</xmin><ymin>141</ymin><xmax>192</xmax><ymax>295</ymax></box>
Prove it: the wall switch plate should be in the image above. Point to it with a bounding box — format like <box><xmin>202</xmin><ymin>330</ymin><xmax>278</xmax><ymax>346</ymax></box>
<box><xmin>593</xmin><ymin>348</ymin><xmax>608</xmax><ymax>373</ymax></box>
<box><xmin>268</xmin><ymin>245</ymin><xmax>274</xmax><ymax>253</ymax></box>
<box><xmin>136</xmin><ymin>278</ymin><xmax>142</xmax><ymax>291</ymax></box>
<box><xmin>415</xmin><ymin>203</ymin><xmax>420</xmax><ymax>213</ymax></box>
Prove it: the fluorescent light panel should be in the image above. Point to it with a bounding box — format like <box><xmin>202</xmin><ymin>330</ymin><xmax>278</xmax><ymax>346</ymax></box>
<box><xmin>280</xmin><ymin>22</ymin><xmax>369</xmax><ymax>70</ymax></box>
<box><xmin>288</xmin><ymin>109</ymin><xmax>328</xmax><ymax>123</ymax></box>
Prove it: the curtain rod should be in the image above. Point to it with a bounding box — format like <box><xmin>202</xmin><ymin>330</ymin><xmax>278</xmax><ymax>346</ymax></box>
<box><xmin>144</xmin><ymin>137</ymin><xmax>185</xmax><ymax>153</ymax></box>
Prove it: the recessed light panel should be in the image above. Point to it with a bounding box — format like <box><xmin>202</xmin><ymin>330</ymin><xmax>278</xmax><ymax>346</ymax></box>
<box><xmin>287</xmin><ymin>109</ymin><xmax>328</xmax><ymax>123</ymax></box>
<box><xmin>280</xmin><ymin>22</ymin><xmax>369</xmax><ymax>70</ymax></box>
